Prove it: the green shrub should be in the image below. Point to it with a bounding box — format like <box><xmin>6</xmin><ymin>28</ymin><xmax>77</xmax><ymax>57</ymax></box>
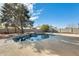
<box><xmin>40</xmin><ymin>24</ymin><xmax>49</xmax><ymax>32</ymax></box>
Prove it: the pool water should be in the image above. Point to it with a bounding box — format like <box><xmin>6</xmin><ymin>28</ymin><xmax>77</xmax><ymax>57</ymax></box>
<box><xmin>13</xmin><ymin>34</ymin><xmax>52</xmax><ymax>42</ymax></box>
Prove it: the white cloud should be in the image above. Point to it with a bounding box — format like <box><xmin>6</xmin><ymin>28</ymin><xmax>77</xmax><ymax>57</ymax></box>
<box><xmin>24</xmin><ymin>3</ymin><xmax>42</xmax><ymax>21</ymax></box>
<box><xmin>32</xmin><ymin>9</ymin><xmax>42</xmax><ymax>16</ymax></box>
<box><xmin>30</xmin><ymin>16</ymin><xmax>39</xmax><ymax>21</ymax></box>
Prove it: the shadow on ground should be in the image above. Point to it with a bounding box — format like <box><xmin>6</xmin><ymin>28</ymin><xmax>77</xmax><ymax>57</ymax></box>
<box><xmin>19</xmin><ymin>39</ymin><xmax>79</xmax><ymax>56</ymax></box>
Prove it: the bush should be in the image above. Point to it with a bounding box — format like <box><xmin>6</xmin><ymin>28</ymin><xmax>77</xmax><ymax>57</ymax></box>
<box><xmin>40</xmin><ymin>25</ymin><xmax>49</xmax><ymax>32</ymax></box>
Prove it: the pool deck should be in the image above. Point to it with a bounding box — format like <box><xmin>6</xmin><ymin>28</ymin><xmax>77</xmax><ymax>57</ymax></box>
<box><xmin>46</xmin><ymin>33</ymin><xmax>79</xmax><ymax>37</ymax></box>
<box><xmin>0</xmin><ymin>37</ymin><xmax>79</xmax><ymax>56</ymax></box>
<box><xmin>0</xmin><ymin>33</ymin><xmax>79</xmax><ymax>56</ymax></box>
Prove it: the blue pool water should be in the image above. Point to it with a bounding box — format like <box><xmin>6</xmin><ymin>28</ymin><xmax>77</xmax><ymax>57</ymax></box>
<box><xmin>13</xmin><ymin>33</ymin><xmax>52</xmax><ymax>42</ymax></box>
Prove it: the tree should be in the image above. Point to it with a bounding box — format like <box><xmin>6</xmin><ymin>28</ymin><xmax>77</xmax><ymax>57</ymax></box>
<box><xmin>40</xmin><ymin>24</ymin><xmax>49</xmax><ymax>32</ymax></box>
<box><xmin>0</xmin><ymin>3</ymin><xmax>13</xmax><ymax>33</ymax></box>
<box><xmin>0</xmin><ymin>3</ymin><xmax>33</xmax><ymax>34</ymax></box>
<box><xmin>14</xmin><ymin>3</ymin><xmax>30</xmax><ymax>33</ymax></box>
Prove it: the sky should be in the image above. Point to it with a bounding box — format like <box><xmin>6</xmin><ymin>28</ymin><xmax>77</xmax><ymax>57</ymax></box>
<box><xmin>33</xmin><ymin>3</ymin><xmax>79</xmax><ymax>28</ymax></box>
<box><xmin>0</xmin><ymin>3</ymin><xmax>79</xmax><ymax>28</ymax></box>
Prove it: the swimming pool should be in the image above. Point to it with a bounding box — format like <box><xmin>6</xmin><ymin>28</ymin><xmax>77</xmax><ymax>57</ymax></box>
<box><xmin>12</xmin><ymin>33</ymin><xmax>79</xmax><ymax>45</ymax></box>
<box><xmin>13</xmin><ymin>33</ymin><xmax>52</xmax><ymax>42</ymax></box>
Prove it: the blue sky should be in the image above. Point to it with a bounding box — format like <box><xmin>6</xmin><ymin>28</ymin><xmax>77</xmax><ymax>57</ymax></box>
<box><xmin>33</xmin><ymin>3</ymin><xmax>79</xmax><ymax>28</ymax></box>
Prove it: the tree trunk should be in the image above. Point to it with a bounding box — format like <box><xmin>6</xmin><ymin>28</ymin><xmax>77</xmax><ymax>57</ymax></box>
<box><xmin>6</xmin><ymin>27</ymin><xmax>9</xmax><ymax>34</ymax></box>
<box><xmin>20</xmin><ymin>19</ymin><xmax>24</xmax><ymax>34</ymax></box>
